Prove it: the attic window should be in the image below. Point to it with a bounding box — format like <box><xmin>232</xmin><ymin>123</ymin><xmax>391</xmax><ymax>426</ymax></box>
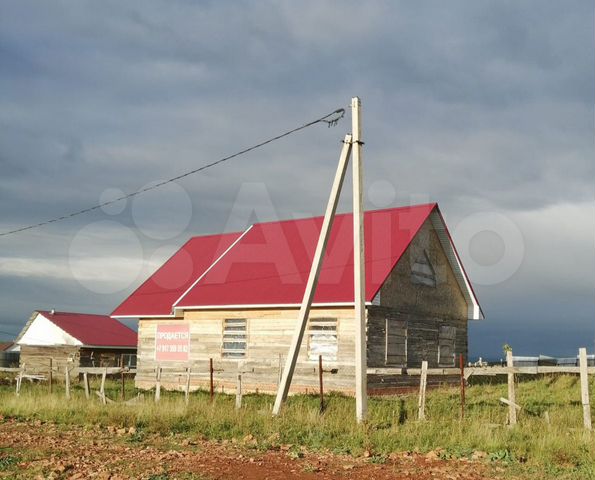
<box><xmin>307</xmin><ymin>318</ymin><xmax>337</xmax><ymax>362</ymax></box>
<box><xmin>222</xmin><ymin>319</ymin><xmax>247</xmax><ymax>358</ymax></box>
<box><xmin>411</xmin><ymin>250</ymin><xmax>436</xmax><ymax>287</ymax></box>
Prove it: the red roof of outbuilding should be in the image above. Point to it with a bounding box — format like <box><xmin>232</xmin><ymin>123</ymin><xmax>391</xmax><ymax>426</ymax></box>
<box><xmin>38</xmin><ymin>311</ymin><xmax>137</xmax><ymax>347</ymax></box>
<box><xmin>111</xmin><ymin>232</ymin><xmax>242</xmax><ymax>317</ymax></box>
<box><xmin>175</xmin><ymin>204</ymin><xmax>436</xmax><ymax>307</ymax></box>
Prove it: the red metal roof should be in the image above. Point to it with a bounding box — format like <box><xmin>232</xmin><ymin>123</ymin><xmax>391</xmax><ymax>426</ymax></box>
<box><xmin>111</xmin><ymin>232</ymin><xmax>242</xmax><ymax>317</ymax></box>
<box><xmin>175</xmin><ymin>204</ymin><xmax>437</xmax><ymax>308</ymax></box>
<box><xmin>38</xmin><ymin>311</ymin><xmax>137</xmax><ymax>347</ymax></box>
<box><xmin>113</xmin><ymin>203</ymin><xmax>479</xmax><ymax>318</ymax></box>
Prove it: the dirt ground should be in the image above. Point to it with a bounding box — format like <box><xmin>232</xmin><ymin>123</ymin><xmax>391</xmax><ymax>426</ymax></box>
<box><xmin>0</xmin><ymin>418</ymin><xmax>506</xmax><ymax>479</ymax></box>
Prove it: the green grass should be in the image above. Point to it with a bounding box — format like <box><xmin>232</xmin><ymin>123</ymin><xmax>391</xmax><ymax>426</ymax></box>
<box><xmin>0</xmin><ymin>375</ymin><xmax>593</xmax><ymax>479</ymax></box>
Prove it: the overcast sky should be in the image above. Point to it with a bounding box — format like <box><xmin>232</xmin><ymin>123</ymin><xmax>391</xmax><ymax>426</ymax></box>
<box><xmin>0</xmin><ymin>1</ymin><xmax>593</xmax><ymax>359</ymax></box>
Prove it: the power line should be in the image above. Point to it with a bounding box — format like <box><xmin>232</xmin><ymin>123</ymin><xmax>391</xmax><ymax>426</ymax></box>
<box><xmin>0</xmin><ymin>107</ymin><xmax>346</xmax><ymax>238</ymax></box>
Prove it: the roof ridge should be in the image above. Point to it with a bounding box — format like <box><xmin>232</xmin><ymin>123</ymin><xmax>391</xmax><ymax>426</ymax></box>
<box><xmin>37</xmin><ymin>310</ymin><xmax>112</xmax><ymax>318</ymax></box>
<box><xmin>242</xmin><ymin>202</ymin><xmax>438</xmax><ymax>229</ymax></box>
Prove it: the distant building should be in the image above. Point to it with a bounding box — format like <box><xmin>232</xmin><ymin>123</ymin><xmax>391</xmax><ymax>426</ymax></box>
<box><xmin>14</xmin><ymin>310</ymin><xmax>137</xmax><ymax>375</ymax></box>
<box><xmin>0</xmin><ymin>342</ymin><xmax>18</xmax><ymax>368</ymax></box>
<box><xmin>113</xmin><ymin>203</ymin><xmax>482</xmax><ymax>394</ymax></box>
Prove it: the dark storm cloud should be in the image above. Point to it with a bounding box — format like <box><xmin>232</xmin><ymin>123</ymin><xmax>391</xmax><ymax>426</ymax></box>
<box><xmin>0</xmin><ymin>1</ymin><xmax>593</xmax><ymax>355</ymax></box>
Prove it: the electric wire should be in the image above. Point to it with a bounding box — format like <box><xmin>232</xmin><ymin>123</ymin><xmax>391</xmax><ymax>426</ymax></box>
<box><xmin>0</xmin><ymin>107</ymin><xmax>346</xmax><ymax>237</ymax></box>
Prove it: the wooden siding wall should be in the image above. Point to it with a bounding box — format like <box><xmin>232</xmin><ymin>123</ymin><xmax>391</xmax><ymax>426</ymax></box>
<box><xmin>19</xmin><ymin>345</ymin><xmax>81</xmax><ymax>375</ymax></box>
<box><xmin>19</xmin><ymin>346</ymin><xmax>136</xmax><ymax>378</ymax></box>
<box><xmin>378</xmin><ymin>217</ymin><xmax>469</xmax><ymax>319</ymax></box>
<box><xmin>136</xmin><ymin>308</ymin><xmax>357</xmax><ymax>394</ymax></box>
<box><xmin>134</xmin><ymin>218</ymin><xmax>472</xmax><ymax>395</ymax></box>
<box><xmin>365</xmin><ymin>216</ymin><xmax>469</xmax><ymax>376</ymax></box>
<box><xmin>365</xmin><ymin>217</ymin><xmax>470</xmax><ymax>391</ymax></box>
<box><xmin>79</xmin><ymin>348</ymin><xmax>136</xmax><ymax>368</ymax></box>
<box><xmin>367</xmin><ymin>307</ymin><xmax>467</xmax><ymax>369</ymax></box>
<box><xmin>367</xmin><ymin>304</ymin><xmax>467</xmax><ymax>392</ymax></box>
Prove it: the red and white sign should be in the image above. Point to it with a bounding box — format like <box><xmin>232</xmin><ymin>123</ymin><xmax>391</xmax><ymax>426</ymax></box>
<box><xmin>155</xmin><ymin>324</ymin><xmax>190</xmax><ymax>361</ymax></box>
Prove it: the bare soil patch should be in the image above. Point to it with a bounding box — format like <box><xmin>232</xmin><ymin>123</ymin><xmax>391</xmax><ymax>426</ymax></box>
<box><xmin>0</xmin><ymin>418</ymin><xmax>503</xmax><ymax>479</ymax></box>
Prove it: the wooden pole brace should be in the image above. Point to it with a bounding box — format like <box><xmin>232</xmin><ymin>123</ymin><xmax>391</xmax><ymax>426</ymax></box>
<box><xmin>272</xmin><ymin>133</ymin><xmax>353</xmax><ymax>416</ymax></box>
<box><xmin>500</xmin><ymin>397</ymin><xmax>522</xmax><ymax>411</ymax></box>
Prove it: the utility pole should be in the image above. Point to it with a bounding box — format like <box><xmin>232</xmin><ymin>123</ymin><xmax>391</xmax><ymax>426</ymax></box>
<box><xmin>272</xmin><ymin>97</ymin><xmax>368</xmax><ymax>423</ymax></box>
<box><xmin>351</xmin><ymin>97</ymin><xmax>367</xmax><ymax>423</ymax></box>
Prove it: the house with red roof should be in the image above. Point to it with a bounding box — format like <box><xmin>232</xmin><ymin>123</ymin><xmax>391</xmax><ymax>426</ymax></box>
<box><xmin>14</xmin><ymin>310</ymin><xmax>137</xmax><ymax>376</ymax></box>
<box><xmin>113</xmin><ymin>203</ymin><xmax>482</xmax><ymax>394</ymax></box>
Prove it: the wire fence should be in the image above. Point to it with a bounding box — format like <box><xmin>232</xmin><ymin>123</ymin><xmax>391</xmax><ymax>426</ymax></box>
<box><xmin>1</xmin><ymin>348</ymin><xmax>593</xmax><ymax>431</ymax></box>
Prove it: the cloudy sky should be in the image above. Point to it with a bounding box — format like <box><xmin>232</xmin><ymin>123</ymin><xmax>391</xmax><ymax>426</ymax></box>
<box><xmin>0</xmin><ymin>1</ymin><xmax>593</xmax><ymax>359</ymax></box>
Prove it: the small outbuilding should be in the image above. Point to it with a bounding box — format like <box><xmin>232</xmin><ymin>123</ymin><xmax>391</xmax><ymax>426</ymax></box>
<box><xmin>0</xmin><ymin>342</ymin><xmax>18</xmax><ymax>368</ymax></box>
<box><xmin>13</xmin><ymin>310</ymin><xmax>137</xmax><ymax>375</ymax></box>
<box><xmin>113</xmin><ymin>203</ymin><xmax>483</xmax><ymax>394</ymax></box>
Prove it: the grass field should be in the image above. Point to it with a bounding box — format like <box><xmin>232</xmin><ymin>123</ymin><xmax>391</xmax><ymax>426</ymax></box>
<box><xmin>0</xmin><ymin>374</ymin><xmax>593</xmax><ymax>479</ymax></box>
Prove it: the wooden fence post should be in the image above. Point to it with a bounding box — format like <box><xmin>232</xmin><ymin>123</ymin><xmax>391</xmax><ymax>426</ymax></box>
<box><xmin>185</xmin><ymin>366</ymin><xmax>191</xmax><ymax>405</ymax></box>
<box><xmin>83</xmin><ymin>372</ymin><xmax>90</xmax><ymax>400</ymax></box>
<box><xmin>99</xmin><ymin>368</ymin><xmax>107</xmax><ymax>405</ymax></box>
<box><xmin>209</xmin><ymin>358</ymin><xmax>214</xmax><ymax>402</ymax></box>
<box><xmin>65</xmin><ymin>366</ymin><xmax>71</xmax><ymax>399</ymax></box>
<box><xmin>318</xmin><ymin>355</ymin><xmax>325</xmax><ymax>413</ymax></box>
<box><xmin>418</xmin><ymin>360</ymin><xmax>428</xmax><ymax>421</ymax></box>
<box><xmin>579</xmin><ymin>348</ymin><xmax>592</xmax><ymax>431</ymax></box>
<box><xmin>155</xmin><ymin>366</ymin><xmax>162</xmax><ymax>403</ymax></box>
<box><xmin>120</xmin><ymin>355</ymin><xmax>125</xmax><ymax>401</ymax></box>
<box><xmin>506</xmin><ymin>350</ymin><xmax>517</xmax><ymax>426</ymax></box>
<box><xmin>460</xmin><ymin>353</ymin><xmax>465</xmax><ymax>421</ymax></box>
<box><xmin>15</xmin><ymin>363</ymin><xmax>24</xmax><ymax>396</ymax></box>
<box><xmin>48</xmin><ymin>358</ymin><xmax>53</xmax><ymax>394</ymax></box>
<box><xmin>235</xmin><ymin>373</ymin><xmax>243</xmax><ymax>410</ymax></box>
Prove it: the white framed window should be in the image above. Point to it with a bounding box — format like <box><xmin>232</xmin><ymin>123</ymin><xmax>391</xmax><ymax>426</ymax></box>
<box><xmin>307</xmin><ymin>318</ymin><xmax>337</xmax><ymax>362</ymax></box>
<box><xmin>222</xmin><ymin>318</ymin><xmax>247</xmax><ymax>359</ymax></box>
<box><xmin>437</xmin><ymin>325</ymin><xmax>456</xmax><ymax>366</ymax></box>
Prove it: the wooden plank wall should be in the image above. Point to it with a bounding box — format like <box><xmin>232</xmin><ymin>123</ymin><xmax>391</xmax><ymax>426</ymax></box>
<box><xmin>19</xmin><ymin>345</ymin><xmax>80</xmax><ymax>375</ymax></box>
<box><xmin>136</xmin><ymin>308</ymin><xmax>357</xmax><ymax>394</ymax></box>
<box><xmin>79</xmin><ymin>348</ymin><xmax>136</xmax><ymax>368</ymax></box>
<box><xmin>367</xmin><ymin>306</ymin><xmax>467</xmax><ymax>370</ymax></box>
<box><xmin>133</xmin><ymin>218</ymin><xmax>474</xmax><ymax>395</ymax></box>
<box><xmin>377</xmin><ymin>217</ymin><xmax>469</xmax><ymax>320</ymax></box>
<box><xmin>365</xmin><ymin>215</ymin><xmax>470</xmax><ymax>373</ymax></box>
